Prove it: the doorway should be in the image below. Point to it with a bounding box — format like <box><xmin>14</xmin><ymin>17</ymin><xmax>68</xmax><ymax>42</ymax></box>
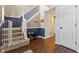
<box><xmin>44</xmin><ymin>7</ymin><xmax>56</xmax><ymax>39</ymax></box>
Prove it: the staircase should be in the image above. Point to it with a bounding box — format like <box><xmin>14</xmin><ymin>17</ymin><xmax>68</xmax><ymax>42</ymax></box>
<box><xmin>0</xmin><ymin>6</ymin><xmax>40</xmax><ymax>52</ymax></box>
<box><xmin>0</xmin><ymin>21</ymin><xmax>29</xmax><ymax>52</ymax></box>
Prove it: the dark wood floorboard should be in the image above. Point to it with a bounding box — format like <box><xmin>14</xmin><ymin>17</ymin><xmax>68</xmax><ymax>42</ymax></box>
<box><xmin>54</xmin><ymin>45</ymin><xmax>77</xmax><ymax>53</ymax></box>
<box><xmin>6</xmin><ymin>37</ymin><xmax>77</xmax><ymax>53</ymax></box>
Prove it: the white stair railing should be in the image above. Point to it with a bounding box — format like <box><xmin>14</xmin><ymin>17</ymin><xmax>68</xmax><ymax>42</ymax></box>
<box><xmin>8</xmin><ymin>20</ymin><xmax>12</xmax><ymax>47</ymax></box>
<box><xmin>2</xmin><ymin>21</ymin><xmax>8</xmax><ymax>46</ymax></box>
<box><xmin>2</xmin><ymin>20</ymin><xmax>12</xmax><ymax>47</ymax></box>
<box><xmin>22</xmin><ymin>17</ymin><xmax>27</xmax><ymax>41</ymax></box>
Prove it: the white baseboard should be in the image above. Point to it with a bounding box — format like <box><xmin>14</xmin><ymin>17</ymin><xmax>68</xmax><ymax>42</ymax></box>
<box><xmin>37</xmin><ymin>35</ymin><xmax>54</xmax><ymax>39</ymax></box>
<box><xmin>55</xmin><ymin>41</ymin><xmax>61</xmax><ymax>45</ymax></box>
<box><xmin>37</xmin><ymin>36</ymin><xmax>44</xmax><ymax>39</ymax></box>
<box><xmin>44</xmin><ymin>35</ymin><xmax>54</xmax><ymax>39</ymax></box>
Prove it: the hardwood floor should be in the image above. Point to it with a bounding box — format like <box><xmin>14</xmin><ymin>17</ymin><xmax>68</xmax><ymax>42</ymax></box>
<box><xmin>6</xmin><ymin>36</ymin><xmax>56</xmax><ymax>53</ymax></box>
<box><xmin>6</xmin><ymin>36</ymin><xmax>76</xmax><ymax>53</ymax></box>
<box><xmin>54</xmin><ymin>45</ymin><xmax>77</xmax><ymax>53</ymax></box>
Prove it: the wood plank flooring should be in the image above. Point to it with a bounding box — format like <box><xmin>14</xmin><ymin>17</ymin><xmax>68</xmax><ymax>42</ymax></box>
<box><xmin>6</xmin><ymin>36</ymin><xmax>77</xmax><ymax>53</ymax></box>
<box><xmin>6</xmin><ymin>37</ymin><xmax>56</xmax><ymax>53</ymax></box>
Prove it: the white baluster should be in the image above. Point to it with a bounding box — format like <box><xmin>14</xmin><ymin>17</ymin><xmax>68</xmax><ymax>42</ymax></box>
<box><xmin>22</xmin><ymin>16</ymin><xmax>27</xmax><ymax>41</ymax></box>
<box><xmin>8</xmin><ymin>20</ymin><xmax>12</xmax><ymax>47</ymax></box>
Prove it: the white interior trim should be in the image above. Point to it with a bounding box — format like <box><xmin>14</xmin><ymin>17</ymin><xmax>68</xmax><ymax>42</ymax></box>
<box><xmin>27</xmin><ymin>27</ymin><xmax>44</xmax><ymax>29</ymax></box>
<box><xmin>44</xmin><ymin>35</ymin><xmax>54</xmax><ymax>39</ymax></box>
<box><xmin>55</xmin><ymin>41</ymin><xmax>61</xmax><ymax>45</ymax></box>
<box><xmin>5</xmin><ymin>15</ymin><xmax>20</xmax><ymax>18</ymax></box>
<box><xmin>3</xmin><ymin>27</ymin><xmax>21</xmax><ymax>31</ymax></box>
<box><xmin>37</xmin><ymin>35</ymin><xmax>55</xmax><ymax>39</ymax></box>
<box><xmin>0</xmin><ymin>6</ymin><xmax>4</xmax><ymax>27</ymax></box>
<box><xmin>37</xmin><ymin>36</ymin><xmax>44</xmax><ymax>39</ymax></box>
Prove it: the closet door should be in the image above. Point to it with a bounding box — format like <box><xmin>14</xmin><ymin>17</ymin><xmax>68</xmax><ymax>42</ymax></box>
<box><xmin>56</xmin><ymin>6</ymin><xmax>76</xmax><ymax>50</ymax></box>
<box><xmin>56</xmin><ymin>6</ymin><xmax>64</xmax><ymax>44</ymax></box>
<box><xmin>76</xmin><ymin>5</ymin><xmax>79</xmax><ymax>52</ymax></box>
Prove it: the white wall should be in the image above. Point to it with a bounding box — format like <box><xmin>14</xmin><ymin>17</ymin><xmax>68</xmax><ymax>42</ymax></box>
<box><xmin>39</xmin><ymin>6</ymin><xmax>49</xmax><ymax>29</ymax></box>
<box><xmin>27</xmin><ymin>14</ymin><xmax>40</xmax><ymax>28</ymax></box>
<box><xmin>44</xmin><ymin>8</ymin><xmax>55</xmax><ymax>38</ymax></box>
<box><xmin>4</xmin><ymin>5</ymin><xmax>35</xmax><ymax>17</ymax></box>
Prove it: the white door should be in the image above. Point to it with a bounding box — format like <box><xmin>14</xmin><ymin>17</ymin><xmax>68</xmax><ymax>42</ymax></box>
<box><xmin>56</xmin><ymin>6</ymin><xmax>64</xmax><ymax>44</ymax></box>
<box><xmin>56</xmin><ymin>6</ymin><xmax>76</xmax><ymax>50</ymax></box>
<box><xmin>76</xmin><ymin>5</ymin><xmax>79</xmax><ymax>52</ymax></box>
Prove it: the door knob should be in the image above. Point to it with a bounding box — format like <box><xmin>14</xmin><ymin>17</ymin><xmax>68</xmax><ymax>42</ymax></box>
<box><xmin>60</xmin><ymin>27</ymin><xmax>63</xmax><ymax>29</ymax></box>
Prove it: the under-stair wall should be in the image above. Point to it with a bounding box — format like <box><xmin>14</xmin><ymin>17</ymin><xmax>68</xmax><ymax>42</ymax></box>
<box><xmin>27</xmin><ymin>14</ymin><xmax>45</xmax><ymax>37</ymax></box>
<box><xmin>24</xmin><ymin>6</ymin><xmax>45</xmax><ymax>37</ymax></box>
<box><xmin>26</xmin><ymin>6</ymin><xmax>55</xmax><ymax>38</ymax></box>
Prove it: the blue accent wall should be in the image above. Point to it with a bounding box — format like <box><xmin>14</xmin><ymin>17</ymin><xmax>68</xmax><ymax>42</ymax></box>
<box><xmin>38</xmin><ymin>28</ymin><xmax>45</xmax><ymax>37</ymax></box>
<box><xmin>4</xmin><ymin>16</ymin><xmax>23</xmax><ymax>27</ymax></box>
<box><xmin>27</xmin><ymin>28</ymin><xmax>45</xmax><ymax>37</ymax></box>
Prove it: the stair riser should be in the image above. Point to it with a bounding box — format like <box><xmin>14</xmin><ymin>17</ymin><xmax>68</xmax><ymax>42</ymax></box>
<box><xmin>2</xmin><ymin>33</ymin><xmax>23</xmax><ymax>39</ymax></box>
<box><xmin>12</xmin><ymin>33</ymin><xmax>23</xmax><ymax>37</ymax></box>
<box><xmin>12</xmin><ymin>38</ymin><xmax>23</xmax><ymax>42</ymax></box>
<box><xmin>2</xmin><ymin>29</ymin><xmax>22</xmax><ymax>34</ymax></box>
<box><xmin>12</xmin><ymin>30</ymin><xmax>22</xmax><ymax>33</ymax></box>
